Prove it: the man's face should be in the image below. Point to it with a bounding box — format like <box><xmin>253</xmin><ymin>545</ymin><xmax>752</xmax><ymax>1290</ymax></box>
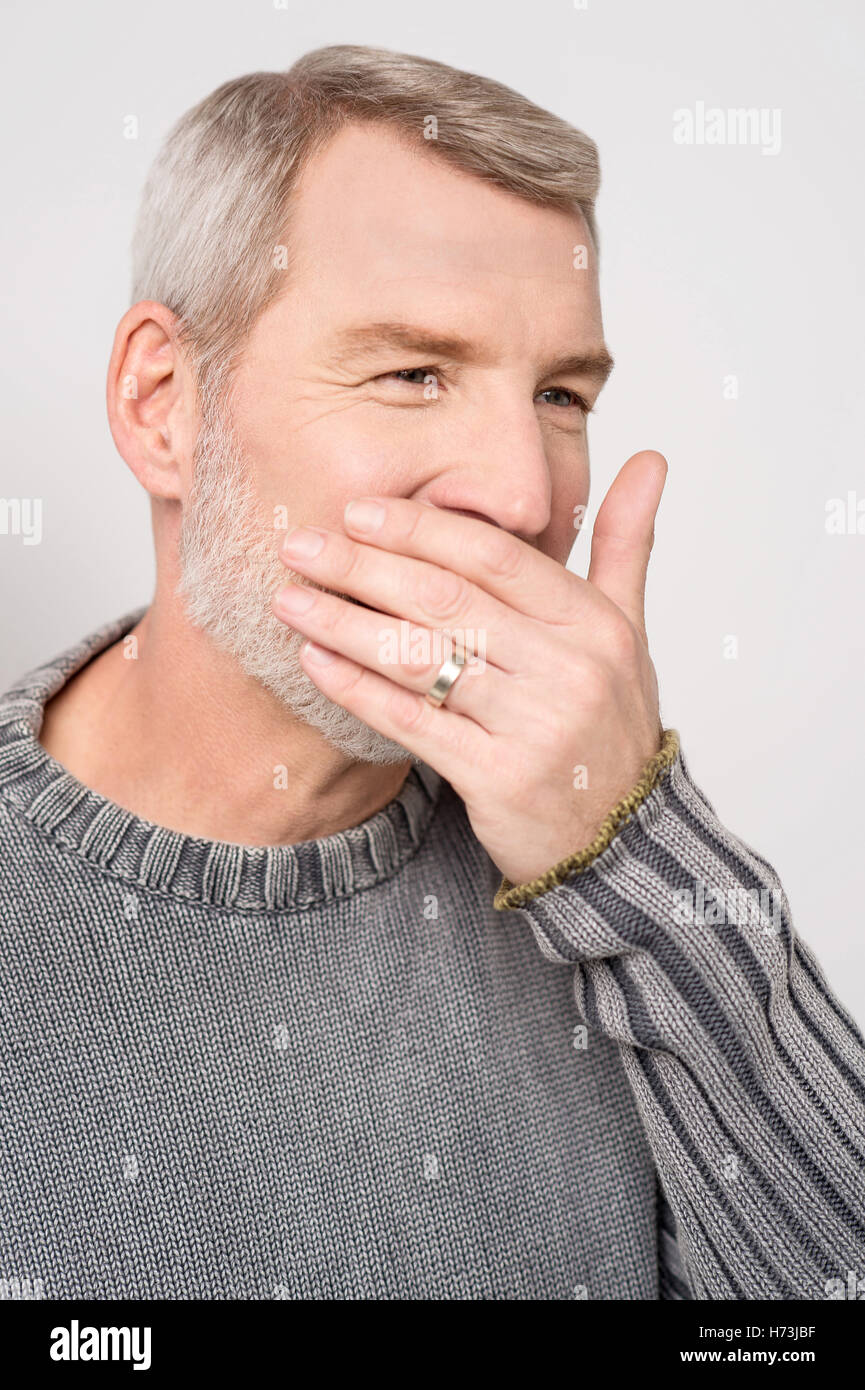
<box><xmin>178</xmin><ymin>122</ymin><xmax>611</xmax><ymax>764</ymax></box>
<box><xmin>229</xmin><ymin>121</ymin><xmax>610</xmax><ymax>561</ymax></box>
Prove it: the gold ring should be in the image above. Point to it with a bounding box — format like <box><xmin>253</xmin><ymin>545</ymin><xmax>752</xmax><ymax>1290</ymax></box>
<box><xmin>425</xmin><ymin>645</ymin><xmax>467</xmax><ymax>708</ymax></box>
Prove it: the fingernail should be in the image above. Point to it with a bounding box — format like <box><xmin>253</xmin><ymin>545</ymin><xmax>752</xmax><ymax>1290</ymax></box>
<box><xmin>282</xmin><ymin>527</ymin><xmax>325</xmax><ymax>559</ymax></box>
<box><xmin>276</xmin><ymin>584</ymin><xmax>316</xmax><ymax>614</ymax></box>
<box><xmin>344</xmin><ymin>499</ymin><xmax>385</xmax><ymax>532</ymax></box>
<box><xmin>303</xmin><ymin>641</ymin><xmax>335</xmax><ymax>664</ymax></box>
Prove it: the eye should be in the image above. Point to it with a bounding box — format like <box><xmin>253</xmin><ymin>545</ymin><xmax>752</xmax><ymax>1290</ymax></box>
<box><xmin>536</xmin><ymin>386</ymin><xmax>593</xmax><ymax>413</ymax></box>
<box><xmin>381</xmin><ymin>368</ymin><xmax>439</xmax><ymax>386</ymax></box>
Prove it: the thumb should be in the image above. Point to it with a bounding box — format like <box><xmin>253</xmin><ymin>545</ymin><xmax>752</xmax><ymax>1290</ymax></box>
<box><xmin>586</xmin><ymin>450</ymin><xmax>668</xmax><ymax>641</ymax></box>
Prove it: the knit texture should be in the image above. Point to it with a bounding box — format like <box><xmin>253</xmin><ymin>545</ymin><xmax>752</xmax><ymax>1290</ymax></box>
<box><xmin>1</xmin><ymin>613</ymin><xmax>863</xmax><ymax>1300</ymax></box>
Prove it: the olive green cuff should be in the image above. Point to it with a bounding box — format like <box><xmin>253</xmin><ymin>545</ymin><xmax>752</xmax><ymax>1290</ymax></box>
<box><xmin>493</xmin><ymin>728</ymin><xmax>681</xmax><ymax>911</ymax></box>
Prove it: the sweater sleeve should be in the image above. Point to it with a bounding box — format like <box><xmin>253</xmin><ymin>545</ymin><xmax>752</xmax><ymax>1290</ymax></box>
<box><xmin>657</xmin><ymin>1178</ymin><xmax>694</xmax><ymax>1299</ymax></box>
<box><xmin>499</xmin><ymin>741</ymin><xmax>865</xmax><ymax>1300</ymax></box>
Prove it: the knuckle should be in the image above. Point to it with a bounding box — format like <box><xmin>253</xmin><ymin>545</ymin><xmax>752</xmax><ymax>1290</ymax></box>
<box><xmin>605</xmin><ymin>616</ymin><xmax>642</xmax><ymax>669</ymax></box>
<box><xmin>386</xmin><ymin>683</ymin><xmax>427</xmax><ymax>730</ymax></box>
<box><xmin>400</xmin><ymin>629</ymin><xmax>440</xmax><ymax>684</ymax></box>
<box><xmin>408</xmin><ymin>655</ymin><xmax>440</xmax><ymax>686</ymax></box>
<box><xmin>418</xmin><ymin>566</ymin><xmax>469</xmax><ymax>620</ymax></box>
<box><xmin>478</xmin><ymin>530</ymin><xmax>523</xmax><ymax>581</ymax></box>
<box><xmin>330</xmin><ymin>660</ymin><xmax>366</xmax><ymax>703</ymax></box>
<box><xmin>343</xmin><ymin>664</ymin><xmax>367</xmax><ymax>697</ymax></box>
<box><xmin>403</xmin><ymin>505</ymin><xmax>428</xmax><ymax>548</ymax></box>
<box><xmin>314</xmin><ymin>595</ymin><xmax>343</xmax><ymax>638</ymax></box>
<box><xmin>339</xmin><ymin>542</ymin><xmax>368</xmax><ymax>589</ymax></box>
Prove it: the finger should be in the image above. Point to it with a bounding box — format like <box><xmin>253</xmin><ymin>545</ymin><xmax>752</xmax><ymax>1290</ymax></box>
<box><xmin>586</xmin><ymin>450</ymin><xmax>667</xmax><ymax>641</ymax></box>
<box><xmin>271</xmin><ymin>581</ymin><xmax>509</xmax><ymax>730</ymax></box>
<box><xmin>297</xmin><ymin>640</ymin><xmax>492</xmax><ymax>786</ymax></box>
<box><xmin>278</xmin><ymin>522</ymin><xmax>538</xmax><ymax>673</ymax></box>
<box><xmin>341</xmin><ymin>495</ymin><xmax>585</xmax><ymax>626</ymax></box>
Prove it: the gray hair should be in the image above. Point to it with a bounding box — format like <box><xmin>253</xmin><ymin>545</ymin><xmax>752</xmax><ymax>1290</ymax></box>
<box><xmin>131</xmin><ymin>44</ymin><xmax>601</xmax><ymax>411</ymax></box>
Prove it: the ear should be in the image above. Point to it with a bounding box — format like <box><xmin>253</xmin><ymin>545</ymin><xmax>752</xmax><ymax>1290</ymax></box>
<box><xmin>106</xmin><ymin>301</ymin><xmax>198</xmax><ymax>500</ymax></box>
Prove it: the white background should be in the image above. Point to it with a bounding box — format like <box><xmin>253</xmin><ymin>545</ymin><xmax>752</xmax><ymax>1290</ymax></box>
<box><xmin>2</xmin><ymin>0</ymin><xmax>863</xmax><ymax>1019</ymax></box>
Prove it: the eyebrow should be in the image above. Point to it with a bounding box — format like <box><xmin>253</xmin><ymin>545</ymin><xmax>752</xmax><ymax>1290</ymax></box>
<box><xmin>328</xmin><ymin>321</ymin><xmax>615</xmax><ymax>386</ymax></box>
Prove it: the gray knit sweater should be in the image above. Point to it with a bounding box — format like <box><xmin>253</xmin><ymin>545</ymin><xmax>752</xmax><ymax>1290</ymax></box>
<box><xmin>1</xmin><ymin>611</ymin><xmax>863</xmax><ymax>1300</ymax></box>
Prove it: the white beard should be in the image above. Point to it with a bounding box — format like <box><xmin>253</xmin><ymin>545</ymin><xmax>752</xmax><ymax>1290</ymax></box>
<box><xmin>176</xmin><ymin>403</ymin><xmax>416</xmax><ymax>766</ymax></box>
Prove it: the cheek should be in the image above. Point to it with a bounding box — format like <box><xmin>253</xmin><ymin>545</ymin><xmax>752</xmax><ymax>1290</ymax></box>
<box><xmin>541</xmin><ymin>441</ymin><xmax>590</xmax><ymax>564</ymax></box>
<box><xmin>234</xmin><ymin>395</ymin><xmax>424</xmax><ymax>531</ymax></box>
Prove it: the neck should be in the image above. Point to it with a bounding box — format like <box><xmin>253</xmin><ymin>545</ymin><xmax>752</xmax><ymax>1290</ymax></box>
<box><xmin>39</xmin><ymin>593</ymin><xmax>411</xmax><ymax>847</ymax></box>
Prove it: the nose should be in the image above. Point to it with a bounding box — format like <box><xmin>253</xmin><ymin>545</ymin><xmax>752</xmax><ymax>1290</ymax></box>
<box><xmin>419</xmin><ymin>392</ymin><xmax>553</xmax><ymax>542</ymax></box>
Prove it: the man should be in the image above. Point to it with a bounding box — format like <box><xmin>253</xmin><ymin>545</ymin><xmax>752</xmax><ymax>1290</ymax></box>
<box><xmin>0</xmin><ymin>44</ymin><xmax>862</xmax><ymax>1301</ymax></box>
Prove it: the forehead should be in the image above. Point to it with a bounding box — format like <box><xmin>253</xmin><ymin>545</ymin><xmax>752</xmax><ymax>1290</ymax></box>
<box><xmin>284</xmin><ymin>123</ymin><xmax>600</xmax><ymax>329</ymax></box>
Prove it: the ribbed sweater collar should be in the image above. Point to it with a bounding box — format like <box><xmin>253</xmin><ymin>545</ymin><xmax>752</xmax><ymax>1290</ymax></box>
<box><xmin>0</xmin><ymin>610</ymin><xmax>442</xmax><ymax>914</ymax></box>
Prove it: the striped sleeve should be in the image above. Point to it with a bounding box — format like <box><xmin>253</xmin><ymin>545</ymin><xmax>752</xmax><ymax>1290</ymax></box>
<box><xmin>657</xmin><ymin>1179</ymin><xmax>693</xmax><ymax>1300</ymax></box>
<box><xmin>512</xmin><ymin>743</ymin><xmax>865</xmax><ymax>1300</ymax></box>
